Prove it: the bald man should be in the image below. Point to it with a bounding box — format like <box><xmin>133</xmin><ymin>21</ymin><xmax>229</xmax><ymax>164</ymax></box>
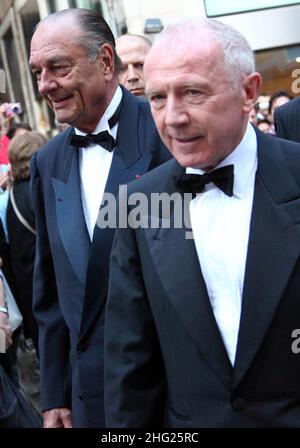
<box><xmin>116</xmin><ymin>34</ymin><xmax>151</xmax><ymax>96</ymax></box>
<box><xmin>105</xmin><ymin>18</ymin><xmax>300</xmax><ymax>428</ymax></box>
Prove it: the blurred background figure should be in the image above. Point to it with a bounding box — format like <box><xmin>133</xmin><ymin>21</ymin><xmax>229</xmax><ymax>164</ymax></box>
<box><xmin>249</xmin><ymin>107</ymin><xmax>258</xmax><ymax>126</ymax></box>
<box><xmin>274</xmin><ymin>96</ymin><xmax>300</xmax><ymax>142</ymax></box>
<box><xmin>257</xmin><ymin>118</ymin><xmax>272</xmax><ymax>133</ymax></box>
<box><xmin>6</xmin><ymin>122</ymin><xmax>32</xmax><ymax>140</ymax></box>
<box><xmin>250</xmin><ymin>90</ymin><xmax>293</xmax><ymax>136</ymax></box>
<box><xmin>7</xmin><ymin>131</ymin><xmax>47</xmax><ymax>352</ymax></box>
<box><xmin>0</xmin><ymin>256</ymin><xmax>13</xmax><ymax>375</ymax></box>
<box><xmin>269</xmin><ymin>90</ymin><xmax>292</xmax><ymax>122</ymax></box>
<box><xmin>0</xmin><ymin>102</ymin><xmax>31</xmax><ymax>166</ymax></box>
<box><xmin>267</xmin><ymin>90</ymin><xmax>292</xmax><ymax>135</ymax></box>
<box><xmin>255</xmin><ymin>93</ymin><xmax>270</xmax><ymax>121</ymax></box>
<box><xmin>5</xmin><ymin>131</ymin><xmax>47</xmax><ymax>413</ymax></box>
<box><xmin>116</xmin><ymin>34</ymin><xmax>152</xmax><ymax>96</ymax></box>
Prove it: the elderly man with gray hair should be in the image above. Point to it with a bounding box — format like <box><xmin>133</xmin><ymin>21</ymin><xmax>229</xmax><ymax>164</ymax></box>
<box><xmin>105</xmin><ymin>18</ymin><xmax>300</xmax><ymax>427</ymax></box>
<box><xmin>29</xmin><ymin>8</ymin><xmax>170</xmax><ymax>428</ymax></box>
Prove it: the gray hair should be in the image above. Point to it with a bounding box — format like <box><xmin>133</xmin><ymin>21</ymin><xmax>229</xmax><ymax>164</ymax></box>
<box><xmin>160</xmin><ymin>18</ymin><xmax>255</xmax><ymax>85</ymax></box>
<box><xmin>35</xmin><ymin>8</ymin><xmax>122</xmax><ymax>74</ymax></box>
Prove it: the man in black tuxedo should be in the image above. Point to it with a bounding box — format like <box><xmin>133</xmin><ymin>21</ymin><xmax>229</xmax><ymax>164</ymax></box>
<box><xmin>274</xmin><ymin>96</ymin><xmax>300</xmax><ymax>142</ymax></box>
<box><xmin>105</xmin><ymin>18</ymin><xmax>300</xmax><ymax>427</ymax></box>
<box><xmin>29</xmin><ymin>8</ymin><xmax>170</xmax><ymax>428</ymax></box>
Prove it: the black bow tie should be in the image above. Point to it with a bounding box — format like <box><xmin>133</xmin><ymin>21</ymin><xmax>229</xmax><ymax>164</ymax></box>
<box><xmin>70</xmin><ymin>100</ymin><xmax>122</xmax><ymax>151</ymax></box>
<box><xmin>175</xmin><ymin>164</ymin><xmax>234</xmax><ymax>197</ymax></box>
<box><xmin>70</xmin><ymin>131</ymin><xmax>116</xmax><ymax>151</ymax></box>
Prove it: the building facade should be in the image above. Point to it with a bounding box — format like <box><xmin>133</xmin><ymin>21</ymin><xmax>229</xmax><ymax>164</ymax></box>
<box><xmin>0</xmin><ymin>0</ymin><xmax>299</xmax><ymax>133</ymax></box>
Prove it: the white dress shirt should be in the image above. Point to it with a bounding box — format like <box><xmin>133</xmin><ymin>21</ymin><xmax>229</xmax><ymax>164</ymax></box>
<box><xmin>75</xmin><ymin>86</ymin><xmax>122</xmax><ymax>241</ymax></box>
<box><xmin>188</xmin><ymin>123</ymin><xmax>258</xmax><ymax>365</ymax></box>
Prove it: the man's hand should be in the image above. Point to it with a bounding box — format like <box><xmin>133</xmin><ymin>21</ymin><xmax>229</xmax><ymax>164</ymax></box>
<box><xmin>0</xmin><ymin>312</ymin><xmax>13</xmax><ymax>349</ymax></box>
<box><xmin>43</xmin><ymin>408</ymin><xmax>73</xmax><ymax>428</ymax></box>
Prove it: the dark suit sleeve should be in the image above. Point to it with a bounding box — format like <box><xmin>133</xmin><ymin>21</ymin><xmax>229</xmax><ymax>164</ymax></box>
<box><xmin>30</xmin><ymin>154</ymin><xmax>71</xmax><ymax>411</ymax></box>
<box><xmin>274</xmin><ymin>98</ymin><xmax>300</xmax><ymax>143</ymax></box>
<box><xmin>274</xmin><ymin>106</ymin><xmax>288</xmax><ymax>139</ymax></box>
<box><xmin>104</xmin><ymin>201</ymin><xmax>166</xmax><ymax>427</ymax></box>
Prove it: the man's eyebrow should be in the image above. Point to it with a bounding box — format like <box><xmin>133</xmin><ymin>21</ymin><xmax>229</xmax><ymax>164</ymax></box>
<box><xmin>145</xmin><ymin>88</ymin><xmax>160</xmax><ymax>97</ymax></box>
<box><xmin>46</xmin><ymin>56</ymin><xmax>69</xmax><ymax>65</ymax></box>
<box><xmin>30</xmin><ymin>55</ymin><xmax>69</xmax><ymax>70</ymax></box>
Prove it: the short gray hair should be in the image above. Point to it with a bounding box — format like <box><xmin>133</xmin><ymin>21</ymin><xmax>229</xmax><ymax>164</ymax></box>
<box><xmin>160</xmin><ymin>18</ymin><xmax>255</xmax><ymax>85</ymax></box>
<box><xmin>35</xmin><ymin>8</ymin><xmax>122</xmax><ymax>73</ymax></box>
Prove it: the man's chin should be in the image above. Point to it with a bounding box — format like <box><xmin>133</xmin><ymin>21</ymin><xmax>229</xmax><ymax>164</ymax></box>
<box><xmin>54</xmin><ymin>111</ymin><xmax>74</xmax><ymax>126</ymax></box>
<box><xmin>172</xmin><ymin>150</ymin><xmax>208</xmax><ymax>169</ymax></box>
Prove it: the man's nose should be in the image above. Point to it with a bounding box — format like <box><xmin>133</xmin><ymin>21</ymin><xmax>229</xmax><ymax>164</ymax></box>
<box><xmin>38</xmin><ymin>71</ymin><xmax>57</xmax><ymax>96</ymax></box>
<box><xmin>164</xmin><ymin>98</ymin><xmax>189</xmax><ymax>127</ymax></box>
<box><xmin>127</xmin><ymin>64</ymin><xmax>139</xmax><ymax>82</ymax></box>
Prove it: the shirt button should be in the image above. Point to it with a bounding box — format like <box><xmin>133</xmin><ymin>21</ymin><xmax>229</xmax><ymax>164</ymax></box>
<box><xmin>232</xmin><ymin>397</ymin><xmax>245</xmax><ymax>411</ymax></box>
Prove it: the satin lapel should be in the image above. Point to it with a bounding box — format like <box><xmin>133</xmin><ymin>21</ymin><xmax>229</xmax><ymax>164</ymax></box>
<box><xmin>233</xmin><ymin>132</ymin><xmax>300</xmax><ymax>388</ymax></box>
<box><xmin>52</xmin><ymin>144</ymin><xmax>90</xmax><ymax>286</ymax></box>
<box><xmin>114</xmin><ymin>86</ymin><xmax>141</xmax><ymax>169</ymax></box>
<box><xmin>143</xmin><ymin>160</ymin><xmax>233</xmax><ymax>389</ymax></box>
<box><xmin>79</xmin><ymin>89</ymin><xmax>154</xmax><ymax>340</ymax></box>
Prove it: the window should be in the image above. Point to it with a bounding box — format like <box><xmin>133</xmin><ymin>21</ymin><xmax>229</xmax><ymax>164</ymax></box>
<box><xmin>255</xmin><ymin>44</ymin><xmax>300</xmax><ymax>96</ymax></box>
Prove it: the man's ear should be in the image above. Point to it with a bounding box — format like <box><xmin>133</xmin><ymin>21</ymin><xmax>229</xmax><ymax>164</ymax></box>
<box><xmin>97</xmin><ymin>43</ymin><xmax>115</xmax><ymax>81</ymax></box>
<box><xmin>242</xmin><ymin>72</ymin><xmax>262</xmax><ymax>113</ymax></box>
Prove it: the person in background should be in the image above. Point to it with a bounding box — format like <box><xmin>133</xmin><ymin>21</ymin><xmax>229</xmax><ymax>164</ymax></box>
<box><xmin>267</xmin><ymin>90</ymin><xmax>292</xmax><ymax>135</ymax></box>
<box><xmin>0</xmin><ymin>104</ymin><xmax>27</xmax><ymax>166</ymax></box>
<box><xmin>6</xmin><ymin>122</ymin><xmax>32</xmax><ymax>140</ymax></box>
<box><xmin>0</xmin><ymin>260</ymin><xmax>13</xmax><ymax>352</ymax></box>
<box><xmin>7</xmin><ymin>131</ymin><xmax>47</xmax><ymax>352</ymax></box>
<box><xmin>269</xmin><ymin>90</ymin><xmax>292</xmax><ymax>121</ymax></box>
<box><xmin>0</xmin><ymin>255</ymin><xmax>16</xmax><ymax>385</ymax></box>
<box><xmin>255</xmin><ymin>93</ymin><xmax>270</xmax><ymax>121</ymax></box>
<box><xmin>274</xmin><ymin>96</ymin><xmax>300</xmax><ymax>142</ymax></box>
<box><xmin>116</xmin><ymin>34</ymin><xmax>152</xmax><ymax>96</ymax></box>
<box><xmin>249</xmin><ymin>106</ymin><xmax>258</xmax><ymax>125</ymax></box>
<box><xmin>257</xmin><ymin>118</ymin><xmax>272</xmax><ymax>134</ymax></box>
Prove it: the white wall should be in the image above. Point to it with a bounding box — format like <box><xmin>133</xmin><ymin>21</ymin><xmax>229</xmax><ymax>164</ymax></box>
<box><xmin>121</xmin><ymin>0</ymin><xmax>206</xmax><ymax>38</ymax></box>
<box><xmin>217</xmin><ymin>4</ymin><xmax>300</xmax><ymax>51</ymax></box>
<box><xmin>121</xmin><ymin>0</ymin><xmax>300</xmax><ymax>50</ymax></box>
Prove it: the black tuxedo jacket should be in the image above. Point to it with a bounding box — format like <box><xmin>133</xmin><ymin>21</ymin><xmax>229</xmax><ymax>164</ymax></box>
<box><xmin>6</xmin><ymin>179</ymin><xmax>38</xmax><ymax>349</ymax></box>
<box><xmin>105</xmin><ymin>129</ymin><xmax>300</xmax><ymax>427</ymax></box>
<box><xmin>274</xmin><ymin>96</ymin><xmax>300</xmax><ymax>142</ymax></box>
<box><xmin>30</xmin><ymin>87</ymin><xmax>171</xmax><ymax>427</ymax></box>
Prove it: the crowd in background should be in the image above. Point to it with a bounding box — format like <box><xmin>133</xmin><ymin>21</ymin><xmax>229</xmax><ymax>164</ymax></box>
<box><xmin>0</xmin><ymin>11</ymin><xmax>299</xmax><ymax>427</ymax></box>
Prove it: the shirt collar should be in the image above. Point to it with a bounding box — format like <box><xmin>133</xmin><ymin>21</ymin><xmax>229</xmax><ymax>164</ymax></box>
<box><xmin>75</xmin><ymin>85</ymin><xmax>123</xmax><ymax>137</ymax></box>
<box><xmin>186</xmin><ymin>122</ymin><xmax>258</xmax><ymax>199</ymax></box>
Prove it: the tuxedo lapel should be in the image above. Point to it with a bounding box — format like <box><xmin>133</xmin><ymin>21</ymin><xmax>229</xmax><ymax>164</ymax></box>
<box><xmin>143</xmin><ymin>160</ymin><xmax>233</xmax><ymax>389</ymax></box>
<box><xmin>52</xmin><ymin>137</ymin><xmax>90</xmax><ymax>285</ymax></box>
<box><xmin>79</xmin><ymin>88</ymin><xmax>157</xmax><ymax>341</ymax></box>
<box><xmin>233</xmin><ymin>132</ymin><xmax>300</xmax><ymax>388</ymax></box>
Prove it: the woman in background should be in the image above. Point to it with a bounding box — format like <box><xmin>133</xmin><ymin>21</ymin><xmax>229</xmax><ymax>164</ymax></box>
<box><xmin>6</xmin><ymin>131</ymin><xmax>47</xmax><ymax>351</ymax></box>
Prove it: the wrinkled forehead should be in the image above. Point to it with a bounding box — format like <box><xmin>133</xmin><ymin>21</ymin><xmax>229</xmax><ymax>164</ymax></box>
<box><xmin>144</xmin><ymin>34</ymin><xmax>222</xmax><ymax>77</ymax></box>
<box><xmin>29</xmin><ymin>20</ymin><xmax>85</xmax><ymax>66</ymax></box>
<box><xmin>31</xmin><ymin>18</ymin><xmax>81</xmax><ymax>51</ymax></box>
